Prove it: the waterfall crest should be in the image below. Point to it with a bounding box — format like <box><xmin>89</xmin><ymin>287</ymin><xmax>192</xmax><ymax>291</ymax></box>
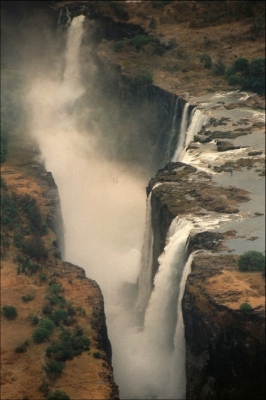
<box><xmin>172</xmin><ymin>106</ymin><xmax>208</xmax><ymax>162</ymax></box>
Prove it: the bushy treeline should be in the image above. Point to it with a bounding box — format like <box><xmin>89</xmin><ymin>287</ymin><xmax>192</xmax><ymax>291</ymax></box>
<box><xmin>113</xmin><ymin>34</ymin><xmax>166</xmax><ymax>56</ymax></box>
<box><xmin>226</xmin><ymin>57</ymin><xmax>265</xmax><ymax>94</ymax></box>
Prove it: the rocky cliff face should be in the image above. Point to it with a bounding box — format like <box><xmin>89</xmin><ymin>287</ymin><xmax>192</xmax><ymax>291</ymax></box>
<box><xmin>183</xmin><ymin>254</ymin><xmax>265</xmax><ymax>400</ymax></box>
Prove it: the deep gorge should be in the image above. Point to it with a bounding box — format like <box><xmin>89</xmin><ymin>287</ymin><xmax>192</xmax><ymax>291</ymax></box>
<box><xmin>1</xmin><ymin>2</ymin><xmax>265</xmax><ymax>400</ymax></box>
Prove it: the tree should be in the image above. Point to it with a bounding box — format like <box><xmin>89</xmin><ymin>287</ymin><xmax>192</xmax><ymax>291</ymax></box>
<box><xmin>233</xmin><ymin>57</ymin><xmax>249</xmax><ymax>75</ymax></box>
<box><xmin>33</xmin><ymin>328</ymin><xmax>51</xmax><ymax>343</ymax></box>
<box><xmin>225</xmin><ymin>57</ymin><xmax>265</xmax><ymax>94</ymax></box>
<box><xmin>2</xmin><ymin>305</ymin><xmax>17</xmax><ymax>320</ymax></box>
<box><xmin>46</xmin><ymin>342</ymin><xmax>74</xmax><ymax>361</ymax></box>
<box><xmin>43</xmin><ymin>360</ymin><xmax>65</xmax><ymax>378</ymax></box>
<box><xmin>38</xmin><ymin>319</ymin><xmax>55</xmax><ymax>333</ymax></box>
<box><xmin>239</xmin><ymin>302</ymin><xmax>253</xmax><ymax>313</ymax></box>
<box><xmin>238</xmin><ymin>251</ymin><xmax>265</xmax><ymax>272</ymax></box>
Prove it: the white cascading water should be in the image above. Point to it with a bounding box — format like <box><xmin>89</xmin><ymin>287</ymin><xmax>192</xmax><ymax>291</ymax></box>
<box><xmin>172</xmin><ymin>102</ymin><xmax>189</xmax><ymax>162</ymax></box>
<box><xmin>28</xmin><ymin>15</ymin><xmax>193</xmax><ymax>399</ymax></box>
<box><xmin>165</xmin><ymin>97</ymin><xmax>179</xmax><ymax>164</ymax></box>
<box><xmin>135</xmin><ymin>192</ymin><xmax>154</xmax><ymax>318</ymax></box>
<box><xmin>112</xmin><ymin>216</ymin><xmax>193</xmax><ymax>399</ymax></box>
<box><xmin>172</xmin><ymin>106</ymin><xmax>208</xmax><ymax>162</ymax></box>
<box><xmin>185</xmin><ymin>108</ymin><xmax>208</xmax><ymax>147</ymax></box>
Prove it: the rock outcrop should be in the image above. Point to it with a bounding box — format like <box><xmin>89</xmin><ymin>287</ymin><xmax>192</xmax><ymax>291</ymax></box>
<box><xmin>183</xmin><ymin>254</ymin><xmax>265</xmax><ymax>400</ymax></box>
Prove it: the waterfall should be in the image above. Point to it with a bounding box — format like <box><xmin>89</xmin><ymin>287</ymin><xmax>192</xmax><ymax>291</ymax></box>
<box><xmin>172</xmin><ymin>102</ymin><xmax>189</xmax><ymax>162</ymax></box>
<box><xmin>172</xmin><ymin>107</ymin><xmax>208</xmax><ymax>162</ymax></box>
<box><xmin>28</xmin><ymin>15</ymin><xmax>192</xmax><ymax>400</ymax></box>
<box><xmin>121</xmin><ymin>216</ymin><xmax>192</xmax><ymax>399</ymax></box>
<box><xmin>164</xmin><ymin>97</ymin><xmax>179</xmax><ymax>164</ymax></box>
<box><xmin>61</xmin><ymin>15</ymin><xmax>85</xmax><ymax>101</ymax></box>
<box><xmin>170</xmin><ymin>253</ymin><xmax>194</xmax><ymax>397</ymax></box>
<box><xmin>135</xmin><ymin>192</ymin><xmax>154</xmax><ymax>319</ymax></box>
<box><xmin>185</xmin><ymin>108</ymin><xmax>208</xmax><ymax>147</ymax></box>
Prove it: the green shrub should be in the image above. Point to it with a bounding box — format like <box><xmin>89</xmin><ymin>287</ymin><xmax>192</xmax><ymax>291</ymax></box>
<box><xmin>113</xmin><ymin>41</ymin><xmax>125</xmax><ymax>53</ymax></box>
<box><xmin>1</xmin><ymin>194</ymin><xmax>19</xmax><ymax>225</ymax></box>
<box><xmin>48</xmin><ymin>283</ymin><xmax>62</xmax><ymax>296</ymax></box>
<box><xmin>151</xmin><ymin>1</ymin><xmax>170</xmax><ymax>8</ymax></box>
<box><xmin>2</xmin><ymin>305</ymin><xmax>17</xmax><ymax>320</ymax></box>
<box><xmin>67</xmin><ymin>305</ymin><xmax>76</xmax><ymax>316</ymax></box>
<box><xmin>200</xmin><ymin>54</ymin><xmax>212</xmax><ymax>69</ymax></box>
<box><xmin>239</xmin><ymin>302</ymin><xmax>253</xmax><ymax>313</ymax></box>
<box><xmin>225</xmin><ymin>57</ymin><xmax>265</xmax><ymax>94</ymax></box>
<box><xmin>38</xmin><ymin>379</ymin><xmax>49</xmax><ymax>395</ymax></box>
<box><xmin>18</xmin><ymin>194</ymin><xmax>43</xmax><ymax>232</ymax></box>
<box><xmin>32</xmin><ymin>327</ymin><xmax>51</xmax><ymax>343</ymax></box>
<box><xmin>46</xmin><ymin>341</ymin><xmax>74</xmax><ymax>361</ymax></box>
<box><xmin>47</xmin><ymin>294</ymin><xmax>66</xmax><ymax>308</ymax></box>
<box><xmin>109</xmin><ymin>1</ymin><xmax>129</xmax><ymax>21</ymax></box>
<box><xmin>21</xmin><ymin>235</ymin><xmax>48</xmax><ymax>260</ymax></box>
<box><xmin>131</xmin><ymin>35</ymin><xmax>159</xmax><ymax>50</ymax></box>
<box><xmin>42</xmin><ymin>304</ymin><xmax>53</xmax><ymax>315</ymax></box>
<box><xmin>21</xmin><ymin>259</ymin><xmax>40</xmax><ymax>275</ymax></box>
<box><xmin>213</xmin><ymin>60</ymin><xmax>226</xmax><ymax>76</ymax></box>
<box><xmin>93</xmin><ymin>351</ymin><xmax>101</xmax><ymax>359</ymax></box>
<box><xmin>238</xmin><ymin>251</ymin><xmax>265</xmax><ymax>272</ymax></box>
<box><xmin>234</xmin><ymin>57</ymin><xmax>250</xmax><ymax>74</ymax></box>
<box><xmin>38</xmin><ymin>319</ymin><xmax>55</xmax><ymax>333</ymax></box>
<box><xmin>149</xmin><ymin>18</ymin><xmax>157</xmax><ymax>29</ymax></box>
<box><xmin>39</xmin><ymin>273</ymin><xmax>47</xmax><ymax>282</ymax></box>
<box><xmin>132</xmin><ymin>73</ymin><xmax>153</xmax><ymax>88</ymax></box>
<box><xmin>14</xmin><ymin>340</ymin><xmax>30</xmax><ymax>353</ymax></box>
<box><xmin>21</xmin><ymin>294</ymin><xmax>34</xmax><ymax>302</ymax></box>
<box><xmin>59</xmin><ymin>329</ymin><xmax>72</xmax><ymax>343</ymax></box>
<box><xmin>249</xmin><ymin>57</ymin><xmax>265</xmax><ymax>78</ymax></box>
<box><xmin>167</xmin><ymin>38</ymin><xmax>177</xmax><ymax>50</ymax></box>
<box><xmin>49</xmin><ymin>310</ymin><xmax>68</xmax><ymax>326</ymax></box>
<box><xmin>43</xmin><ymin>360</ymin><xmax>65</xmax><ymax>378</ymax></box>
<box><xmin>14</xmin><ymin>232</ymin><xmax>24</xmax><ymax>248</ymax></box>
<box><xmin>28</xmin><ymin>313</ymin><xmax>39</xmax><ymax>326</ymax></box>
<box><xmin>0</xmin><ymin>177</ymin><xmax>7</xmax><ymax>189</ymax></box>
<box><xmin>46</xmin><ymin>390</ymin><xmax>70</xmax><ymax>400</ymax></box>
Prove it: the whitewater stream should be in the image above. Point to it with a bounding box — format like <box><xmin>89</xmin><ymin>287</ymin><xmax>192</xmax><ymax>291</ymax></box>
<box><xmin>27</xmin><ymin>15</ymin><xmax>265</xmax><ymax>400</ymax></box>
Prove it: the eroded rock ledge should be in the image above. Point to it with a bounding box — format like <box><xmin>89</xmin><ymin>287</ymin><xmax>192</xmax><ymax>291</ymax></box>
<box><xmin>146</xmin><ymin>162</ymin><xmax>250</xmax><ymax>281</ymax></box>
